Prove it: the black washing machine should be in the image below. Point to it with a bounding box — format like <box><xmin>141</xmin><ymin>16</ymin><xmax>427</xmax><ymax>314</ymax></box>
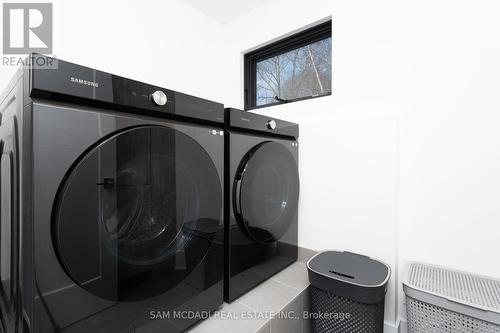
<box><xmin>0</xmin><ymin>54</ymin><xmax>224</xmax><ymax>332</ymax></box>
<box><xmin>224</xmin><ymin>108</ymin><xmax>299</xmax><ymax>302</ymax></box>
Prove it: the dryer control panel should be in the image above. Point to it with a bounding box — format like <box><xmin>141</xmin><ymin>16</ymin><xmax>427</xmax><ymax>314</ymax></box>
<box><xmin>225</xmin><ymin>107</ymin><xmax>298</xmax><ymax>139</ymax></box>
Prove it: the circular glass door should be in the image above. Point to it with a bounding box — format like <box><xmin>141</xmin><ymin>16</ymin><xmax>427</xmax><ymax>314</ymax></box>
<box><xmin>52</xmin><ymin>126</ymin><xmax>222</xmax><ymax>301</ymax></box>
<box><xmin>233</xmin><ymin>141</ymin><xmax>299</xmax><ymax>243</ymax></box>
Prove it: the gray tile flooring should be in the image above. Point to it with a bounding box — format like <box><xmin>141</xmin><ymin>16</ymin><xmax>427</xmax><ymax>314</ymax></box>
<box><xmin>270</xmin><ymin>261</ymin><xmax>310</xmax><ymax>292</ymax></box>
<box><xmin>187</xmin><ymin>300</ymin><xmax>266</xmax><ymax>333</ymax></box>
<box><xmin>237</xmin><ymin>278</ymin><xmax>301</xmax><ymax>313</ymax></box>
<box><xmin>256</xmin><ymin>322</ymin><xmax>271</xmax><ymax>333</ymax></box>
<box><xmin>187</xmin><ymin>261</ymin><xmax>311</xmax><ymax>333</ymax></box>
<box><xmin>269</xmin><ymin>294</ymin><xmax>302</xmax><ymax>333</ymax></box>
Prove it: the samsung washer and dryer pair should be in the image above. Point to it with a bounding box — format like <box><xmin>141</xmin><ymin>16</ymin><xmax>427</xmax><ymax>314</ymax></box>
<box><xmin>0</xmin><ymin>55</ymin><xmax>299</xmax><ymax>332</ymax></box>
<box><xmin>0</xmin><ymin>55</ymin><xmax>225</xmax><ymax>332</ymax></box>
<box><xmin>224</xmin><ymin>108</ymin><xmax>299</xmax><ymax>302</ymax></box>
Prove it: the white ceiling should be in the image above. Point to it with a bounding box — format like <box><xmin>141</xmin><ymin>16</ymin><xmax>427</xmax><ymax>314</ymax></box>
<box><xmin>181</xmin><ymin>0</ymin><xmax>271</xmax><ymax>23</ymax></box>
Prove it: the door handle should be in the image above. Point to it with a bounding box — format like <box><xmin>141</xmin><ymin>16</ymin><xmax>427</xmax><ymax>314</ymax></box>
<box><xmin>96</xmin><ymin>178</ymin><xmax>115</xmax><ymax>189</ymax></box>
<box><xmin>234</xmin><ymin>179</ymin><xmax>242</xmax><ymax>216</ymax></box>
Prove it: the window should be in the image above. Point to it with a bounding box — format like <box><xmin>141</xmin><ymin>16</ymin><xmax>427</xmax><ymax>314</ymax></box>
<box><xmin>244</xmin><ymin>20</ymin><xmax>332</xmax><ymax>110</ymax></box>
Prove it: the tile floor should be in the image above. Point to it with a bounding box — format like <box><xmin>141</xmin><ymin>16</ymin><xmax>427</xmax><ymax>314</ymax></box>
<box><xmin>188</xmin><ymin>261</ymin><xmax>311</xmax><ymax>333</ymax></box>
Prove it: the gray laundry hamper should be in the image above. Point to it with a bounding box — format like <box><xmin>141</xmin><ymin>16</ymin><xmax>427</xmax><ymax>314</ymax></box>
<box><xmin>307</xmin><ymin>251</ymin><xmax>391</xmax><ymax>333</ymax></box>
<box><xmin>403</xmin><ymin>262</ymin><xmax>500</xmax><ymax>333</ymax></box>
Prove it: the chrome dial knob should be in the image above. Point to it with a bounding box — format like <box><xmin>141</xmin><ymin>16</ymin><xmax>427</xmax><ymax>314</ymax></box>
<box><xmin>267</xmin><ymin>119</ymin><xmax>277</xmax><ymax>130</ymax></box>
<box><xmin>151</xmin><ymin>90</ymin><xmax>168</xmax><ymax>106</ymax></box>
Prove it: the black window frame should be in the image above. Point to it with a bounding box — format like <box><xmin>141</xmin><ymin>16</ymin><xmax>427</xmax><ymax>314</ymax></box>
<box><xmin>244</xmin><ymin>20</ymin><xmax>332</xmax><ymax>110</ymax></box>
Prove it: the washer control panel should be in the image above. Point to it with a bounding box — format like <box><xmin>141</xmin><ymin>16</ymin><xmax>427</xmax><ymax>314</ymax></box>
<box><xmin>29</xmin><ymin>54</ymin><xmax>224</xmax><ymax>124</ymax></box>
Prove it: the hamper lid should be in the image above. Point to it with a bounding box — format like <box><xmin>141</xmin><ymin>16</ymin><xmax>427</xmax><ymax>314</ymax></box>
<box><xmin>307</xmin><ymin>250</ymin><xmax>390</xmax><ymax>287</ymax></box>
<box><xmin>403</xmin><ymin>262</ymin><xmax>500</xmax><ymax>325</ymax></box>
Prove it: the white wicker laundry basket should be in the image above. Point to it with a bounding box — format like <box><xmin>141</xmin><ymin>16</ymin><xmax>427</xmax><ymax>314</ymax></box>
<box><xmin>403</xmin><ymin>262</ymin><xmax>500</xmax><ymax>333</ymax></box>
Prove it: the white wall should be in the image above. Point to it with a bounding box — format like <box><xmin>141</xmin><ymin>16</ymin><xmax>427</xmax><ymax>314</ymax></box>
<box><xmin>0</xmin><ymin>0</ymin><xmax>226</xmax><ymax>102</ymax></box>
<box><xmin>397</xmin><ymin>0</ymin><xmax>500</xmax><ymax>321</ymax></box>
<box><xmin>221</xmin><ymin>0</ymin><xmax>500</xmax><ymax>328</ymax></box>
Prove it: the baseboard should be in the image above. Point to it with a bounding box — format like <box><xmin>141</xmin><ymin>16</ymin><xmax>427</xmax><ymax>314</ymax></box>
<box><xmin>384</xmin><ymin>321</ymin><xmax>399</xmax><ymax>333</ymax></box>
<box><xmin>297</xmin><ymin>246</ymin><xmax>317</xmax><ymax>263</ymax></box>
<box><xmin>397</xmin><ymin>318</ymin><xmax>407</xmax><ymax>333</ymax></box>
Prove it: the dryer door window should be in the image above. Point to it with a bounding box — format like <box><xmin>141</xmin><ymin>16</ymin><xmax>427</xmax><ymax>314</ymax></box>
<box><xmin>52</xmin><ymin>126</ymin><xmax>222</xmax><ymax>302</ymax></box>
<box><xmin>234</xmin><ymin>141</ymin><xmax>299</xmax><ymax>243</ymax></box>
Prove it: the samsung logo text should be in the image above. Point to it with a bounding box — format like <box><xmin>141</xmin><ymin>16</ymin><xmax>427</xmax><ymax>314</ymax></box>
<box><xmin>70</xmin><ymin>77</ymin><xmax>99</xmax><ymax>88</ymax></box>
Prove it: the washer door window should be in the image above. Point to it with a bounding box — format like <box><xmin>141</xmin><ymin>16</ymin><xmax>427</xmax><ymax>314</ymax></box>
<box><xmin>234</xmin><ymin>141</ymin><xmax>299</xmax><ymax>243</ymax></box>
<box><xmin>53</xmin><ymin>126</ymin><xmax>222</xmax><ymax>302</ymax></box>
